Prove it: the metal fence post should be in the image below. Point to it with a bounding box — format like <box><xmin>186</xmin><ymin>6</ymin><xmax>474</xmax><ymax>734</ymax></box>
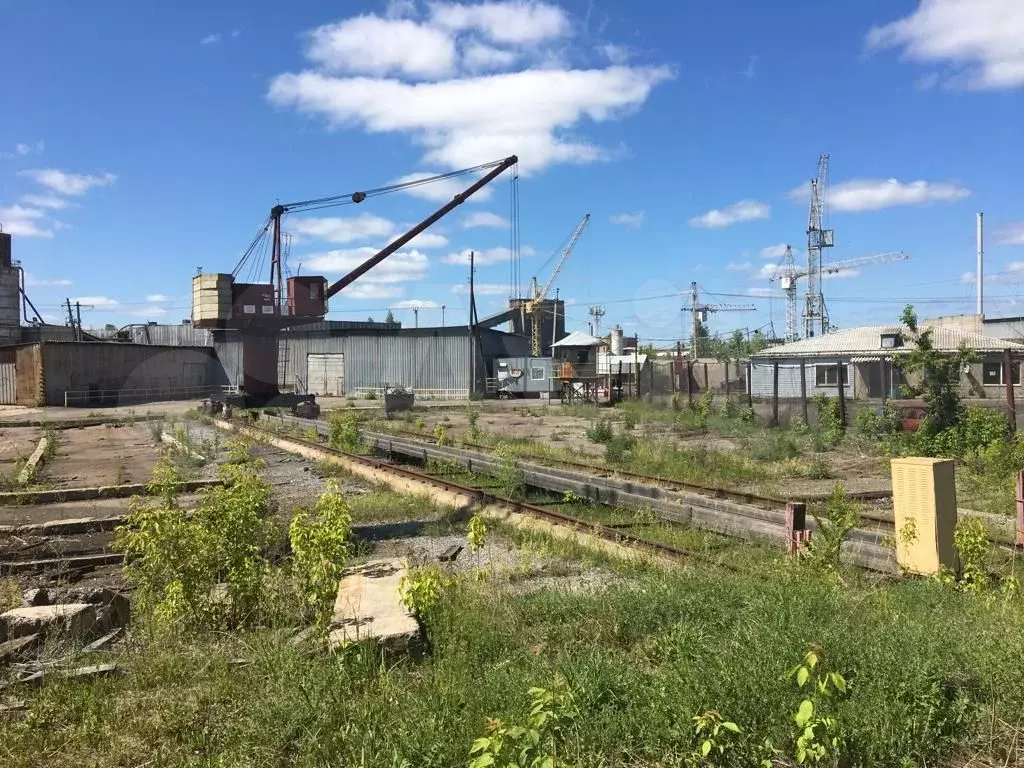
<box><xmin>1017</xmin><ymin>471</ymin><xmax>1024</xmax><ymax>547</ymax></box>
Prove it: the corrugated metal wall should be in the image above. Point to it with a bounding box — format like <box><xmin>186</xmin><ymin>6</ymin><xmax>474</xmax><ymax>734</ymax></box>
<box><xmin>126</xmin><ymin>324</ymin><xmax>213</xmax><ymax>346</ymax></box>
<box><xmin>41</xmin><ymin>342</ymin><xmax>223</xmax><ymax>405</ymax></box>
<box><xmin>750</xmin><ymin>360</ymin><xmax>854</xmax><ymax>398</ymax></box>
<box><xmin>0</xmin><ymin>362</ymin><xmax>16</xmax><ymax>404</ymax></box>
<box><xmin>213</xmin><ymin>328</ymin><xmax>531</xmax><ymax>395</ymax></box>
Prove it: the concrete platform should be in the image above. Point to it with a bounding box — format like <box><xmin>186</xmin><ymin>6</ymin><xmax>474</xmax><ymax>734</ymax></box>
<box><xmin>329</xmin><ymin>559</ymin><xmax>419</xmax><ymax>650</ymax></box>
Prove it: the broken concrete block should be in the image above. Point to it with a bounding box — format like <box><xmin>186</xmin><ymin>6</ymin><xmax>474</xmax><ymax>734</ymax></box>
<box><xmin>438</xmin><ymin>544</ymin><xmax>463</xmax><ymax>563</ymax></box>
<box><xmin>82</xmin><ymin>628</ymin><xmax>121</xmax><ymax>654</ymax></box>
<box><xmin>0</xmin><ymin>604</ymin><xmax>97</xmax><ymax>642</ymax></box>
<box><xmin>22</xmin><ymin>588</ymin><xmax>49</xmax><ymax>607</ymax></box>
<box><xmin>329</xmin><ymin>559</ymin><xmax>419</xmax><ymax>651</ymax></box>
<box><xmin>0</xmin><ymin>634</ymin><xmax>41</xmax><ymax>664</ymax></box>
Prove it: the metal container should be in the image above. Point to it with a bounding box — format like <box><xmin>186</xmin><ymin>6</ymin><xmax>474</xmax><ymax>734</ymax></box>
<box><xmin>495</xmin><ymin>356</ymin><xmax>556</xmax><ymax>396</ymax></box>
<box><xmin>610</xmin><ymin>326</ymin><xmax>624</xmax><ymax>355</ymax></box>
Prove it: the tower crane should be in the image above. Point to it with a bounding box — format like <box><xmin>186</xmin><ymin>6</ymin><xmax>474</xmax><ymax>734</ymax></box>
<box><xmin>771</xmin><ymin>247</ymin><xmax>908</xmax><ymax>342</ymax></box>
<box><xmin>524</xmin><ymin>213</ymin><xmax>590</xmax><ymax>356</ymax></box>
<box><xmin>682</xmin><ymin>282</ymin><xmax>755</xmax><ymax>359</ymax></box>
<box><xmin>804</xmin><ymin>153</ymin><xmax>835</xmax><ymax>338</ymax></box>
<box><xmin>193</xmin><ymin>155</ymin><xmax>518</xmax><ymax>413</ymax></box>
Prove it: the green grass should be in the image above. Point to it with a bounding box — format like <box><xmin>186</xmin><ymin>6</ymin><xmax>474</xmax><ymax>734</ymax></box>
<box><xmin>347</xmin><ymin>489</ymin><xmax>455</xmax><ymax>523</ymax></box>
<box><xmin>6</xmin><ymin>565</ymin><xmax>1024</xmax><ymax>767</ymax></box>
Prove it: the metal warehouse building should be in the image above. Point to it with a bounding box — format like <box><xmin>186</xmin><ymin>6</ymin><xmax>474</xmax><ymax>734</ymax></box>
<box><xmin>212</xmin><ymin>323</ymin><xmax>529</xmax><ymax>399</ymax></box>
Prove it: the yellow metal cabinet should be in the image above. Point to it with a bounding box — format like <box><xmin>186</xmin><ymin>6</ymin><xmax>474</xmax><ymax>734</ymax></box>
<box><xmin>890</xmin><ymin>457</ymin><xmax>958</xmax><ymax>575</ymax></box>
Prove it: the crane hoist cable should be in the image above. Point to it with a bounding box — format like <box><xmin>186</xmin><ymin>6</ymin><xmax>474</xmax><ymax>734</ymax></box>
<box><xmin>229</xmin><ymin>158</ymin><xmax>516</xmax><ymax>284</ymax></box>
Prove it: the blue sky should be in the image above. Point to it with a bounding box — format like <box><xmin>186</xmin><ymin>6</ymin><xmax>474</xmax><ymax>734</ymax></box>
<box><xmin>2</xmin><ymin>0</ymin><xmax>1023</xmax><ymax>342</ymax></box>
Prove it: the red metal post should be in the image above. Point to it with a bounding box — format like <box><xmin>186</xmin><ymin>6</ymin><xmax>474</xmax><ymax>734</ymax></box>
<box><xmin>785</xmin><ymin>501</ymin><xmax>811</xmax><ymax>554</ymax></box>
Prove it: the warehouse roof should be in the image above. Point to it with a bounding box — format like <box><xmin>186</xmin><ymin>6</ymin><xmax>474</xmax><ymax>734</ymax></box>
<box><xmin>751</xmin><ymin>324</ymin><xmax>1024</xmax><ymax>359</ymax></box>
<box><xmin>551</xmin><ymin>331</ymin><xmax>603</xmax><ymax>347</ymax></box>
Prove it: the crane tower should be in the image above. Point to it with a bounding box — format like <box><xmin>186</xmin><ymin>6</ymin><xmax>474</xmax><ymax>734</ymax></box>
<box><xmin>804</xmin><ymin>154</ymin><xmax>834</xmax><ymax>338</ymax></box>
<box><xmin>524</xmin><ymin>213</ymin><xmax>589</xmax><ymax>356</ymax></box>
<box><xmin>772</xmin><ymin>246</ymin><xmax>909</xmax><ymax>342</ymax></box>
<box><xmin>683</xmin><ymin>282</ymin><xmax>755</xmax><ymax>359</ymax></box>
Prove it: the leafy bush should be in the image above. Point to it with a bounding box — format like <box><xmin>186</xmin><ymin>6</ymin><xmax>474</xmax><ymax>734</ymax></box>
<box><xmin>328</xmin><ymin>410</ymin><xmax>362</xmax><ymax>452</ymax></box>
<box><xmin>469</xmin><ymin>685</ymin><xmax>576</xmax><ymax>768</ymax></box>
<box><xmin>117</xmin><ymin>446</ymin><xmax>274</xmax><ymax>632</ymax></box>
<box><xmin>434</xmin><ymin>424</ymin><xmax>449</xmax><ymax>447</ymax></box>
<box><xmin>494</xmin><ymin>444</ymin><xmax>525</xmax><ymax>500</ymax></box>
<box><xmin>854</xmin><ymin>401</ymin><xmax>903</xmax><ymax>441</ymax></box>
<box><xmin>289</xmin><ymin>480</ymin><xmax>352</xmax><ymax>639</ymax></box>
<box><xmin>807</xmin><ymin>484</ymin><xmax>860</xmax><ymax>569</ymax></box>
<box><xmin>605</xmin><ymin>432</ymin><xmax>636</xmax><ymax>464</ymax></box>
<box><xmin>812</xmin><ymin>394</ymin><xmax>844</xmax><ymax>447</ymax></box>
<box><xmin>364</xmin><ymin>389</ymin><xmax>378</xmax><ymax>401</ymax></box>
<box><xmin>925</xmin><ymin>406</ymin><xmax>1009</xmax><ymax>458</ymax></box>
<box><xmin>749</xmin><ymin>431</ymin><xmax>800</xmax><ymax>462</ymax></box>
<box><xmin>585</xmin><ymin>420</ymin><xmax>614</xmax><ymax>443</ymax></box>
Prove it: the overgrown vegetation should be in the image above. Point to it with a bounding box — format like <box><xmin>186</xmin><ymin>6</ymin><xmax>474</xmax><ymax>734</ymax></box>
<box><xmin>116</xmin><ymin>442</ymin><xmax>354</xmax><ymax>637</ymax></box>
<box><xmin>328</xmin><ymin>409</ymin><xmax>362</xmax><ymax>453</ymax></box>
<box><xmin>8</xmin><ymin>561</ymin><xmax>1024</xmax><ymax>767</ymax></box>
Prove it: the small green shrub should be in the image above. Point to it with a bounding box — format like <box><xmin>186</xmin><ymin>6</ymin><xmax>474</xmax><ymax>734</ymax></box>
<box><xmin>812</xmin><ymin>393</ymin><xmax>844</xmax><ymax>447</ymax></box>
<box><xmin>807</xmin><ymin>484</ymin><xmax>860</xmax><ymax>569</ymax></box>
<box><xmin>399</xmin><ymin>566</ymin><xmax>450</xmax><ymax>619</ymax></box>
<box><xmin>749</xmin><ymin>431</ymin><xmax>800</xmax><ymax>462</ymax></box>
<box><xmin>328</xmin><ymin>410</ymin><xmax>362</xmax><ymax>452</ymax></box>
<box><xmin>467</xmin><ymin>512</ymin><xmax>487</xmax><ymax>551</ymax></box>
<box><xmin>434</xmin><ymin>424</ymin><xmax>449</xmax><ymax>446</ymax></box>
<box><xmin>469</xmin><ymin>685</ymin><xmax>576</xmax><ymax>768</ymax></box>
<box><xmin>605</xmin><ymin>432</ymin><xmax>636</xmax><ymax>463</ymax></box>
<box><xmin>494</xmin><ymin>444</ymin><xmax>525</xmax><ymax>500</ymax></box>
<box><xmin>585</xmin><ymin>420</ymin><xmax>614</xmax><ymax>443</ymax></box>
<box><xmin>952</xmin><ymin>517</ymin><xmax>990</xmax><ymax>594</ymax></box>
<box><xmin>289</xmin><ymin>480</ymin><xmax>352</xmax><ymax>639</ymax></box>
<box><xmin>364</xmin><ymin>389</ymin><xmax>378</xmax><ymax>401</ymax></box>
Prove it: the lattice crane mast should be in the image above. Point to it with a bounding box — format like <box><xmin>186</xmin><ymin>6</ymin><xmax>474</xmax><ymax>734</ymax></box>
<box><xmin>805</xmin><ymin>153</ymin><xmax>835</xmax><ymax>338</ymax></box>
<box><xmin>683</xmin><ymin>282</ymin><xmax>755</xmax><ymax>359</ymax></box>
<box><xmin>771</xmin><ymin>247</ymin><xmax>908</xmax><ymax>342</ymax></box>
<box><xmin>524</xmin><ymin>213</ymin><xmax>590</xmax><ymax>356</ymax></box>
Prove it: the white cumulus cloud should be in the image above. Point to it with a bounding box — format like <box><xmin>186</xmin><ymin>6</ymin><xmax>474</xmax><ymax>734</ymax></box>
<box><xmin>289</xmin><ymin>213</ymin><xmax>395</xmax><ymax>244</ymax></box>
<box><xmin>758</xmin><ymin>243</ymin><xmax>790</xmax><ymax>259</ymax></box>
<box><xmin>19</xmin><ymin>169</ymin><xmax>116</xmax><ymax>196</ymax></box>
<box><xmin>75</xmin><ymin>296</ymin><xmax>119</xmax><ymax>308</ymax></box>
<box><xmin>393</xmin><ymin>299</ymin><xmax>440</xmax><ymax>309</ymax></box>
<box><xmin>996</xmin><ymin>223</ymin><xmax>1024</xmax><ymax>246</ymax></box>
<box><xmin>21</xmin><ymin>194</ymin><xmax>68</xmax><ymax>210</ymax></box>
<box><xmin>0</xmin><ymin>205</ymin><xmax>53</xmax><ymax>238</ymax></box>
<box><xmin>306</xmin><ymin>16</ymin><xmax>457</xmax><ymax>78</ymax></box>
<box><xmin>428</xmin><ymin>1</ymin><xmax>571</xmax><ymax>44</ymax></box>
<box><xmin>201</xmin><ymin>33</ymin><xmax>222</xmax><ymax>45</ymax></box>
<box><xmin>866</xmin><ymin>0</ymin><xmax>1024</xmax><ymax>90</ymax></box>
<box><xmin>24</xmin><ymin>275</ymin><xmax>71</xmax><ymax>287</ymax></box>
<box><xmin>146</xmin><ymin>294</ymin><xmax>171</xmax><ymax>302</ymax></box>
<box><xmin>726</xmin><ymin>262</ymin><xmax>751</xmax><ymax>272</ymax></box>
<box><xmin>462</xmin><ymin>211</ymin><xmax>508</xmax><ymax>229</ymax></box>
<box><xmin>610</xmin><ymin>211</ymin><xmax>645</xmax><ymax>227</ymax></box>
<box><xmin>267</xmin><ymin>5</ymin><xmax>673</xmax><ymax>175</ymax></box>
<box><xmin>689</xmin><ymin>200</ymin><xmax>770</xmax><ymax>229</ymax></box>
<box><xmin>452</xmin><ymin>281</ymin><xmax>508</xmax><ymax>295</ymax></box>
<box><xmin>788</xmin><ymin>178</ymin><xmax>971</xmax><ymax>212</ymax></box>
<box><xmin>344</xmin><ymin>283</ymin><xmax>405</xmax><ymax>300</ymax></box>
<box><xmin>304</xmin><ymin>247</ymin><xmax>429</xmax><ymax>284</ymax></box>
<box><xmin>442</xmin><ymin>244</ymin><xmax>533</xmax><ymax>265</ymax></box>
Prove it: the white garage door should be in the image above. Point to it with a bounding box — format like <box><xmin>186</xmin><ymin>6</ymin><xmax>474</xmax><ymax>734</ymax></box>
<box><xmin>307</xmin><ymin>353</ymin><xmax>345</xmax><ymax>396</ymax></box>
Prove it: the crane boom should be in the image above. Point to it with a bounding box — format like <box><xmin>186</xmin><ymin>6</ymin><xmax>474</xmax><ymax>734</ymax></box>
<box><xmin>821</xmin><ymin>250</ymin><xmax>906</xmax><ymax>275</ymax></box>
<box><xmin>326</xmin><ymin>155</ymin><xmax>518</xmax><ymax>300</ymax></box>
<box><xmin>525</xmin><ymin>213</ymin><xmax>590</xmax><ymax>355</ymax></box>
<box><xmin>535</xmin><ymin>214</ymin><xmax>590</xmax><ymax>303</ymax></box>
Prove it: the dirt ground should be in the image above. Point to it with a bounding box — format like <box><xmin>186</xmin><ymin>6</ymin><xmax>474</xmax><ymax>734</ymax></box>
<box><xmin>41</xmin><ymin>424</ymin><xmax>163</xmax><ymax>488</ymax></box>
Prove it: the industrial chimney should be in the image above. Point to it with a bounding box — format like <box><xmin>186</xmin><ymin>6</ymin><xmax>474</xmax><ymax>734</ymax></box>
<box><xmin>977</xmin><ymin>212</ymin><xmax>984</xmax><ymax>319</ymax></box>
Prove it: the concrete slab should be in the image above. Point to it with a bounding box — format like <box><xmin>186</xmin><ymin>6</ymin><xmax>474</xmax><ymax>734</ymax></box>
<box><xmin>0</xmin><ymin>603</ymin><xmax>97</xmax><ymax>642</ymax></box>
<box><xmin>329</xmin><ymin>559</ymin><xmax>419</xmax><ymax>650</ymax></box>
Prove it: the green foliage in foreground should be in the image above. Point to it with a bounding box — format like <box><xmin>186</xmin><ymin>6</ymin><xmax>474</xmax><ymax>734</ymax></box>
<box><xmin>6</xmin><ymin>565</ymin><xmax>1024</xmax><ymax>767</ymax></box>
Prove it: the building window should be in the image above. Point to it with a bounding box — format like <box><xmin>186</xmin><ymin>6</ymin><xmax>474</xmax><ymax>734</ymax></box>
<box><xmin>982</xmin><ymin>361</ymin><xmax>1021</xmax><ymax>386</ymax></box>
<box><xmin>531</xmin><ymin>366</ymin><xmax>545</xmax><ymax>381</ymax></box>
<box><xmin>815</xmin><ymin>364</ymin><xmax>847</xmax><ymax>387</ymax></box>
<box><xmin>880</xmin><ymin>333</ymin><xmax>902</xmax><ymax>349</ymax></box>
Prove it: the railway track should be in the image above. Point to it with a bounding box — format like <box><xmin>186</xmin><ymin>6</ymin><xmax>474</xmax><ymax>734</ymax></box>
<box><xmin>253</xmin><ymin>412</ymin><xmax>901</xmax><ymax>572</ymax></box>
<box><xmin>261</xmin><ymin>411</ymin><xmax>901</xmax><ymax>531</ymax></box>
<box><xmin>222</xmin><ymin>418</ymin><xmax>743</xmax><ymax>570</ymax></box>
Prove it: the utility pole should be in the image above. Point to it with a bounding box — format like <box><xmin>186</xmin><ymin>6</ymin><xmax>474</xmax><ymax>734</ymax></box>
<box><xmin>469</xmin><ymin>251</ymin><xmax>477</xmax><ymax>396</ymax></box>
<box><xmin>413</xmin><ymin>308</ymin><xmax>419</xmax><ymax>328</ymax></box>
<box><xmin>441</xmin><ymin>304</ymin><xmax>446</xmax><ymax>327</ymax></box>
<box><xmin>588</xmin><ymin>305</ymin><xmax>605</xmax><ymax>337</ymax></box>
<box><xmin>75</xmin><ymin>302</ymin><xmax>82</xmax><ymax>338</ymax></box>
<box><xmin>552</xmin><ymin>288</ymin><xmax>559</xmax><ymax>350</ymax></box>
<box><xmin>65</xmin><ymin>298</ymin><xmax>78</xmax><ymax>341</ymax></box>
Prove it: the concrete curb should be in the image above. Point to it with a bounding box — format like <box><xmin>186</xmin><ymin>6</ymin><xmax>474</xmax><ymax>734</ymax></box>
<box><xmin>0</xmin><ymin>415</ymin><xmax>166</xmax><ymax>429</ymax></box>
<box><xmin>17</xmin><ymin>435</ymin><xmax>53</xmax><ymax>486</ymax></box>
<box><xmin>0</xmin><ymin>479</ymin><xmax>223</xmax><ymax>506</ymax></box>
